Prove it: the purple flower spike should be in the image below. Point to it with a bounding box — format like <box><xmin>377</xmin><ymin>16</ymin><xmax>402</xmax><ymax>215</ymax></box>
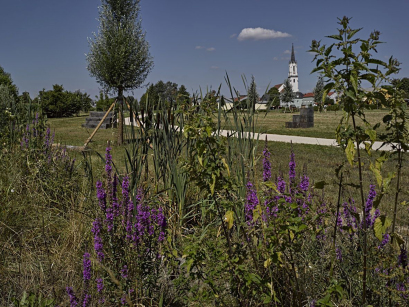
<box><xmin>299</xmin><ymin>174</ymin><xmax>309</xmax><ymax>192</ymax></box>
<box><xmin>398</xmin><ymin>248</ymin><xmax>408</xmax><ymax>267</ymax></box>
<box><xmin>245</xmin><ymin>181</ymin><xmax>259</xmax><ymax>226</ymax></box>
<box><xmin>82</xmin><ymin>293</ymin><xmax>91</xmax><ymax>307</ymax></box>
<box><xmin>120</xmin><ymin>265</ymin><xmax>128</xmax><ymax>279</ymax></box>
<box><xmin>289</xmin><ymin>151</ymin><xmax>296</xmax><ymax>185</ymax></box>
<box><xmin>96</xmin><ymin>278</ymin><xmax>104</xmax><ymax>293</ymax></box>
<box><xmin>66</xmin><ymin>287</ymin><xmax>78</xmax><ymax>307</ymax></box>
<box><xmin>262</xmin><ymin>145</ymin><xmax>272</xmax><ymax>182</ymax></box>
<box><xmin>378</xmin><ymin>233</ymin><xmax>390</xmax><ymax>249</ymax></box>
<box><xmin>364</xmin><ymin>185</ymin><xmax>377</xmax><ymax>228</ymax></box>
<box><xmin>96</xmin><ymin>181</ymin><xmax>107</xmax><ymax>212</ymax></box>
<box><xmin>336</xmin><ymin>247</ymin><xmax>342</xmax><ymax>261</ymax></box>
<box><xmin>277</xmin><ymin>176</ymin><xmax>286</xmax><ymax>194</ymax></box>
<box><xmin>82</xmin><ymin>252</ymin><xmax>91</xmax><ymax>282</ymax></box>
<box><xmin>92</xmin><ymin>219</ymin><xmax>104</xmax><ymax>262</ymax></box>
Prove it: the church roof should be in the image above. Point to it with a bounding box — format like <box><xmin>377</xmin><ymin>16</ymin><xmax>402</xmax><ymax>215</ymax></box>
<box><xmin>290</xmin><ymin>44</ymin><xmax>296</xmax><ymax>63</ymax></box>
<box><xmin>274</xmin><ymin>83</ymin><xmax>283</xmax><ymax>89</ymax></box>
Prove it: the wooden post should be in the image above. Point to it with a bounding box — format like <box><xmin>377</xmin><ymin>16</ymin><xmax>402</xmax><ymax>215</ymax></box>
<box><xmin>83</xmin><ymin>101</ymin><xmax>116</xmax><ymax>149</ymax></box>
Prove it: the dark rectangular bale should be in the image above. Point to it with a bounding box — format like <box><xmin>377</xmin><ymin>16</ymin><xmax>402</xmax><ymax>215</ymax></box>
<box><xmin>292</xmin><ymin>115</ymin><xmax>300</xmax><ymax>123</ymax></box>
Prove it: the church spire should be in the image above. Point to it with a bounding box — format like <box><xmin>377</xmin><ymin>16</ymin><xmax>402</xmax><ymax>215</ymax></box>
<box><xmin>290</xmin><ymin>44</ymin><xmax>296</xmax><ymax>63</ymax></box>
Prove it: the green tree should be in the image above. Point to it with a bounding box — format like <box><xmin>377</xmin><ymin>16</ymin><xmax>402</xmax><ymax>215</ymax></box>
<box><xmin>280</xmin><ymin>78</ymin><xmax>295</xmax><ymax>111</ymax></box>
<box><xmin>267</xmin><ymin>86</ymin><xmax>280</xmax><ymax>108</ymax></box>
<box><xmin>313</xmin><ymin>75</ymin><xmax>325</xmax><ymax>112</ymax></box>
<box><xmin>86</xmin><ymin>0</ymin><xmax>154</xmax><ymax>145</ymax></box>
<box><xmin>391</xmin><ymin>77</ymin><xmax>409</xmax><ymax>98</ymax></box>
<box><xmin>0</xmin><ymin>65</ymin><xmax>18</xmax><ymax>102</ymax></box>
<box><xmin>18</xmin><ymin>92</ymin><xmax>31</xmax><ymax>105</ymax></box>
<box><xmin>39</xmin><ymin>85</ymin><xmax>83</xmax><ymax>118</ymax></box>
<box><xmin>247</xmin><ymin>76</ymin><xmax>259</xmax><ymax>111</ymax></box>
<box><xmin>177</xmin><ymin>84</ymin><xmax>190</xmax><ymax>106</ymax></box>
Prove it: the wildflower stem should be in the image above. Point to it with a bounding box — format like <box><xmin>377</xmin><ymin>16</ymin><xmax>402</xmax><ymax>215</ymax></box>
<box><xmin>391</xmin><ymin>144</ymin><xmax>402</xmax><ymax>241</ymax></box>
<box><xmin>330</xmin><ymin>172</ymin><xmax>343</xmax><ymax>278</ymax></box>
<box><xmin>352</xmin><ymin>113</ymin><xmax>367</xmax><ymax>304</ymax></box>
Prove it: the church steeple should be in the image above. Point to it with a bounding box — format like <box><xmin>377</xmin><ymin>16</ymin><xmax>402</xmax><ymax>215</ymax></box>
<box><xmin>288</xmin><ymin>44</ymin><xmax>299</xmax><ymax>92</ymax></box>
<box><xmin>290</xmin><ymin>43</ymin><xmax>296</xmax><ymax>63</ymax></box>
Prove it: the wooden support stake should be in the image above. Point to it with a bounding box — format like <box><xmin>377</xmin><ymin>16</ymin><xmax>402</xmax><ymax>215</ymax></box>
<box><xmin>83</xmin><ymin>100</ymin><xmax>117</xmax><ymax>149</ymax></box>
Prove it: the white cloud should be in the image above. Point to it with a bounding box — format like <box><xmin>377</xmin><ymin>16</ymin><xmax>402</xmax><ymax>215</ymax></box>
<box><xmin>207</xmin><ymin>47</ymin><xmax>215</xmax><ymax>52</ymax></box>
<box><xmin>195</xmin><ymin>46</ymin><xmax>204</xmax><ymax>49</ymax></box>
<box><xmin>273</xmin><ymin>57</ymin><xmax>278</xmax><ymax>61</ymax></box>
<box><xmin>211</xmin><ymin>66</ymin><xmax>219</xmax><ymax>69</ymax></box>
<box><xmin>237</xmin><ymin>27</ymin><xmax>291</xmax><ymax>41</ymax></box>
<box><xmin>230</xmin><ymin>33</ymin><xmax>237</xmax><ymax>38</ymax></box>
<box><xmin>284</xmin><ymin>50</ymin><xmax>290</xmax><ymax>54</ymax></box>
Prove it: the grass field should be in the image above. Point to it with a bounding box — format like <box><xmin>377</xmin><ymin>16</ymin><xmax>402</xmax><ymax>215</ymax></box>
<box><xmin>220</xmin><ymin>109</ymin><xmax>389</xmax><ymax>139</ymax></box>
<box><xmin>47</xmin><ymin>111</ymin><xmax>408</xmax><ymax>224</ymax></box>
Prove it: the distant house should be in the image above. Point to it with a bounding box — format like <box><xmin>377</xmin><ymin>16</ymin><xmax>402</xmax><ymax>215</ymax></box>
<box><xmin>302</xmin><ymin>93</ymin><xmax>314</xmax><ymax>106</ymax></box>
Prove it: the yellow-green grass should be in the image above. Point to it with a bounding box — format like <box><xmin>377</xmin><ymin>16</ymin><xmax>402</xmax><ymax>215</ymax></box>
<box><xmin>219</xmin><ymin>109</ymin><xmax>389</xmax><ymax>139</ymax></box>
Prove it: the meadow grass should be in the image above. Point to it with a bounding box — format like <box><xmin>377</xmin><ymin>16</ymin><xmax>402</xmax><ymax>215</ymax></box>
<box><xmin>47</xmin><ymin>113</ymin><xmax>408</xmax><ymax>224</ymax></box>
<box><xmin>220</xmin><ymin>109</ymin><xmax>389</xmax><ymax>139</ymax></box>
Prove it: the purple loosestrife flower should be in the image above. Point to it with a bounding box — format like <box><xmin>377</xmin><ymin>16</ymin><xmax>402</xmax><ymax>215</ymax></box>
<box><xmin>378</xmin><ymin>233</ymin><xmax>390</xmax><ymax>249</ymax></box>
<box><xmin>82</xmin><ymin>252</ymin><xmax>91</xmax><ymax>282</ymax></box>
<box><xmin>336</xmin><ymin>248</ymin><xmax>342</xmax><ymax>261</ymax></box>
<box><xmin>245</xmin><ymin>181</ymin><xmax>259</xmax><ymax>225</ymax></box>
<box><xmin>157</xmin><ymin>207</ymin><xmax>166</xmax><ymax>242</ymax></box>
<box><xmin>105</xmin><ymin>207</ymin><xmax>114</xmax><ymax>232</ymax></box>
<box><xmin>262</xmin><ymin>145</ymin><xmax>272</xmax><ymax>182</ymax></box>
<box><xmin>92</xmin><ymin>219</ymin><xmax>104</xmax><ymax>262</ymax></box>
<box><xmin>96</xmin><ymin>181</ymin><xmax>107</xmax><ymax>212</ymax></box>
<box><xmin>96</xmin><ymin>278</ymin><xmax>104</xmax><ymax>293</ymax></box>
<box><xmin>121</xmin><ymin>265</ymin><xmax>128</xmax><ymax>279</ymax></box>
<box><xmin>66</xmin><ymin>287</ymin><xmax>78</xmax><ymax>307</ymax></box>
<box><xmin>121</xmin><ymin>176</ymin><xmax>130</xmax><ymax>219</ymax></box>
<box><xmin>82</xmin><ymin>293</ymin><xmax>91</xmax><ymax>307</ymax></box>
<box><xmin>364</xmin><ymin>185</ymin><xmax>377</xmax><ymax>228</ymax></box>
<box><xmin>112</xmin><ymin>174</ymin><xmax>120</xmax><ymax>217</ymax></box>
<box><xmin>299</xmin><ymin>174</ymin><xmax>309</xmax><ymax>192</ymax></box>
<box><xmin>336</xmin><ymin>213</ymin><xmax>343</xmax><ymax>230</ymax></box>
<box><xmin>277</xmin><ymin>176</ymin><xmax>286</xmax><ymax>194</ymax></box>
<box><xmin>289</xmin><ymin>151</ymin><xmax>296</xmax><ymax>186</ymax></box>
<box><xmin>398</xmin><ymin>248</ymin><xmax>408</xmax><ymax>267</ymax></box>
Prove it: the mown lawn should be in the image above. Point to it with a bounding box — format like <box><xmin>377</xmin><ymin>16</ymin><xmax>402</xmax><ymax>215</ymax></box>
<box><xmin>219</xmin><ymin>109</ymin><xmax>389</xmax><ymax>139</ymax></box>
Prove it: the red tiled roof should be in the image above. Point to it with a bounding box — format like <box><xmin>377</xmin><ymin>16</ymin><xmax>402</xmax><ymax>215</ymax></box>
<box><xmin>233</xmin><ymin>95</ymin><xmax>247</xmax><ymax>102</ymax></box>
<box><xmin>274</xmin><ymin>83</ymin><xmax>283</xmax><ymax>89</ymax></box>
<box><xmin>303</xmin><ymin>93</ymin><xmax>314</xmax><ymax>98</ymax></box>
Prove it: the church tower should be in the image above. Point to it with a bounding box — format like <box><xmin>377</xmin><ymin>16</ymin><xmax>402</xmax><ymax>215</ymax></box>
<box><xmin>288</xmin><ymin>44</ymin><xmax>299</xmax><ymax>92</ymax></box>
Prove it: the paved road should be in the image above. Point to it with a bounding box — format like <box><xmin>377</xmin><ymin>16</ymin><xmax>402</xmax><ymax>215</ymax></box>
<box><xmin>123</xmin><ymin>117</ymin><xmax>396</xmax><ymax>152</ymax></box>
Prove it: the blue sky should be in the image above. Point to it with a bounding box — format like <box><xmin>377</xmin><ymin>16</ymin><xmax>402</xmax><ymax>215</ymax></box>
<box><xmin>1</xmin><ymin>0</ymin><xmax>408</xmax><ymax>100</ymax></box>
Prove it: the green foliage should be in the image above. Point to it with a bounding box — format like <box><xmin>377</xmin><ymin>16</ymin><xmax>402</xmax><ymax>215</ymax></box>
<box><xmin>140</xmin><ymin>81</ymin><xmax>189</xmax><ymax>110</ymax></box>
<box><xmin>266</xmin><ymin>86</ymin><xmax>280</xmax><ymax>108</ymax></box>
<box><xmin>314</xmin><ymin>75</ymin><xmax>325</xmax><ymax>112</ymax></box>
<box><xmin>86</xmin><ymin>0</ymin><xmax>153</xmax><ymax>96</ymax></box>
<box><xmin>38</xmin><ymin>85</ymin><xmax>90</xmax><ymax>117</ymax></box>
<box><xmin>246</xmin><ymin>76</ymin><xmax>259</xmax><ymax>111</ymax></box>
<box><xmin>12</xmin><ymin>292</ymin><xmax>54</xmax><ymax>307</ymax></box>
<box><xmin>280</xmin><ymin>78</ymin><xmax>295</xmax><ymax>108</ymax></box>
<box><xmin>95</xmin><ymin>90</ymin><xmax>115</xmax><ymax>111</ymax></box>
<box><xmin>0</xmin><ymin>65</ymin><xmax>18</xmax><ymax>101</ymax></box>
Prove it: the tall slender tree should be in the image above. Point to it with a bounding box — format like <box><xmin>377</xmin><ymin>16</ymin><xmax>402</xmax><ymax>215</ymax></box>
<box><xmin>86</xmin><ymin>0</ymin><xmax>153</xmax><ymax>144</ymax></box>
<box><xmin>313</xmin><ymin>75</ymin><xmax>325</xmax><ymax>112</ymax></box>
<box><xmin>280</xmin><ymin>78</ymin><xmax>295</xmax><ymax>112</ymax></box>
<box><xmin>247</xmin><ymin>76</ymin><xmax>259</xmax><ymax>111</ymax></box>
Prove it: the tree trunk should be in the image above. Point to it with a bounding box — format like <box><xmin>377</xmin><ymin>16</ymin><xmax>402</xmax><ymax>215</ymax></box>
<box><xmin>118</xmin><ymin>87</ymin><xmax>124</xmax><ymax>145</ymax></box>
